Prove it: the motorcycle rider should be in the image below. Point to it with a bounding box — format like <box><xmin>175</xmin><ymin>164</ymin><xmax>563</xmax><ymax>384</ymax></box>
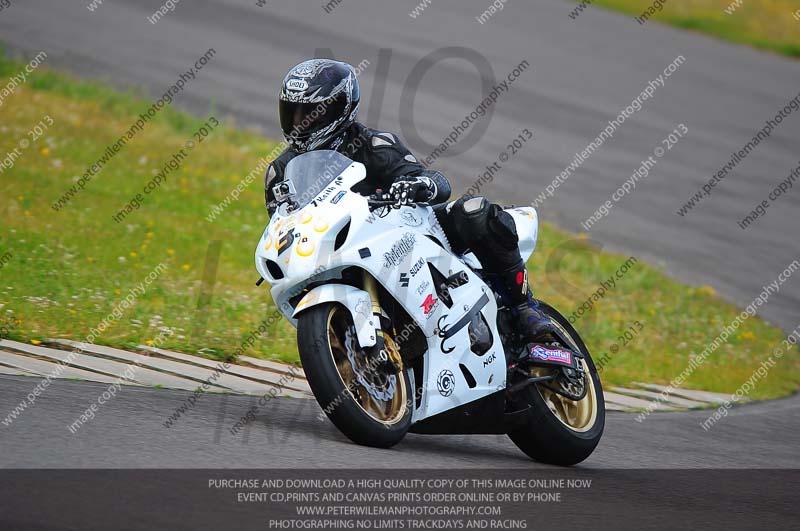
<box><xmin>265</xmin><ymin>59</ymin><xmax>557</xmax><ymax>350</ymax></box>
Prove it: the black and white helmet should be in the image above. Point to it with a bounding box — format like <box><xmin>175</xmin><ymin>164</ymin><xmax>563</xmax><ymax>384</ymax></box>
<box><xmin>279</xmin><ymin>59</ymin><xmax>360</xmax><ymax>153</ymax></box>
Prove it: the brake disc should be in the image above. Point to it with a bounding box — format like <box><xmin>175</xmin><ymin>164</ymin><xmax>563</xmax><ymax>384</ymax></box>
<box><xmin>344</xmin><ymin>328</ymin><xmax>397</xmax><ymax>402</ymax></box>
<box><xmin>542</xmin><ymin>365</ymin><xmax>588</xmax><ymax>401</ymax></box>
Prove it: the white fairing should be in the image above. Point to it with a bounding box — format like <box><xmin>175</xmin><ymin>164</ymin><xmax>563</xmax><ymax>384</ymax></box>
<box><xmin>255</xmin><ymin>152</ymin><xmax>539</xmax><ymax>423</ymax></box>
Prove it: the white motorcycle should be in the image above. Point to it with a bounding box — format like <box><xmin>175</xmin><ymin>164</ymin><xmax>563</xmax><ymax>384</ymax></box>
<box><xmin>255</xmin><ymin>150</ymin><xmax>604</xmax><ymax>465</ymax></box>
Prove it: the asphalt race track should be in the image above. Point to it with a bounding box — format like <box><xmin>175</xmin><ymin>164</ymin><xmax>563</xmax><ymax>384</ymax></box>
<box><xmin>1</xmin><ymin>375</ymin><xmax>798</xmax><ymax>468</ymax></box>
<box><xmin>0</xmin><ymin>0</ymin><xmax>798</xmax><ymax>473</ymax></box>
<box><xmin>1</xmin><ymin>0</ymin><xmax>798</xmax><ymax>331</ymax></box>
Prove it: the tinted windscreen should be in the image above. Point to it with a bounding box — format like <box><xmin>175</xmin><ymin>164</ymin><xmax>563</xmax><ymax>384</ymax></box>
<box><xmin>282</xmin><ymin>150</ymin><xmax>354</xmax><ymax>210</ymax></box>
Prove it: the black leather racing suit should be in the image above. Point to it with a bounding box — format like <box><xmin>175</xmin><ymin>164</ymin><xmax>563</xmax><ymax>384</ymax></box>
<box><xmin>265</xmin><ymin>122</ymin><xmax>450</xmax><ymax>212</ymax></box>
<box><xmin>264</xmin><ymin>122</ymin><xmax>530</xmax><ymax>304</ymax></box>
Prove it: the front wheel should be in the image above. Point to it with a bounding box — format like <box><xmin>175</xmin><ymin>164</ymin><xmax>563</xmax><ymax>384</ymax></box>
<box><xmin>507</xmin><ymin>301</ymin><xmax>605</xmax><ymax>465</ymax></box>
<box><xmin>297</xmin><ymin>302</ymin><xmax>412</xmax><ymax>448</ymax></box>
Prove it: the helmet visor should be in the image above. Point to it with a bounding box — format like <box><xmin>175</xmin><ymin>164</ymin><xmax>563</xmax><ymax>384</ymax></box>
<box><xmin>280</xmin><ymin>93</ymin><xmax>348</xmax><ymax>142</ymax></box>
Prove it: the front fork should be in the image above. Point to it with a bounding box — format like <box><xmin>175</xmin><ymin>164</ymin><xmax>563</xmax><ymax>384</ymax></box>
<box><xmin>363</xmin><ymin>272</ymin><xmax>402</xmax><ymax>371</ymax></box>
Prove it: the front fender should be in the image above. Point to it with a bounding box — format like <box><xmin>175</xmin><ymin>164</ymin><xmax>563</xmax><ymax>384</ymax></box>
<box><xmin>292</xmin><ymin>284</ymin><xmax>378</xmax><ymax>348</ymax></box>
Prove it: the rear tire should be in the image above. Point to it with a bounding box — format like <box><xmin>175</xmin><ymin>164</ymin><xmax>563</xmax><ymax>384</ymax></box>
<box><xmin>298</xmin><ymin>302</ymin><xmax>412</xmax><ymax>448</ymax></box>
<box><xmin>507</xmin><ymin>302</ymin><xmax>605</xmax><ymax>465</ymax></box>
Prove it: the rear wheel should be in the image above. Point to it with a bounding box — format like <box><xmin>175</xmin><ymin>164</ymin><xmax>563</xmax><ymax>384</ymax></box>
<box><xmin>507</xmin><ymin>302</ymin><xmax>605</xmax><ymax>465</ymax></box>
<box><xmin>298</xmin><ymin>302</ymin><xmax>412</xmax><ymax>448</ymax></box>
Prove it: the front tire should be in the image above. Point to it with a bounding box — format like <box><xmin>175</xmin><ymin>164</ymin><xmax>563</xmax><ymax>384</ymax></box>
<box><xmin>507</xmin><ymin>301</ymin><xmax>605</xmax><ymax>465</ymax></box>
<box><xmin>297</xmin><ymin>302</ymin><xmax>412</xmax><ymax>448</ymax></box>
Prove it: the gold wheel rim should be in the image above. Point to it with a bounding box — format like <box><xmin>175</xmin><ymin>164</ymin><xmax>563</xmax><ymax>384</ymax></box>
<box><xmin>531</xmin><ymin>321</ymin><xmax>599</xmax><ymax>433</ymax></box>
<box><xmin>326</xmin><ymin>306</ymin><xmax>408</xmax><ymax>426</ymax></box>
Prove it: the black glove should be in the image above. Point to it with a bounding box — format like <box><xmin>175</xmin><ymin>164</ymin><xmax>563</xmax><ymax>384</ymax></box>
<box><xmin>387</xmin><ymin>176</ymin><xmax>434</xmax><ymax>208</ymax></box>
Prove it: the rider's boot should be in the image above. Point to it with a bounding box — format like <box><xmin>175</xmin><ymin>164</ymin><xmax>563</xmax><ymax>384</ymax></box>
<box><xmin>493</xmin><ymin>261</ymin><xmax>558</xmax><ymax>344</ymax></box>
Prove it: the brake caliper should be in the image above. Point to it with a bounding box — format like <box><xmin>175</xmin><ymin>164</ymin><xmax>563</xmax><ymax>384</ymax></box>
<box><xmin>344</xmin><ymin>328</ymin><xmax>397</xmax><ymax>402</ymax></box>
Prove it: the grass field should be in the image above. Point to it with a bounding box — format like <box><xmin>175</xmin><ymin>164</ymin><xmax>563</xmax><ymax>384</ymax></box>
<box><xmin>581</xmin><ymin>0</ymin><xmax>800</xmax><ymax>58</ymax></box>
<box><xmin>1</xmin><ymin>53</ymin><xmax>798</xmax><ymax>399</ymax></box>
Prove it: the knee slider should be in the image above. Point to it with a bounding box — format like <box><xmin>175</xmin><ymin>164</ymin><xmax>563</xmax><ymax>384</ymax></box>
<box><xmin>462</xmin><ymin>196</ymin><xmax>488</xmax><ymax>214</ymax></box>
<box><xmin>452</xmin><ymin>196</ymin><xmax>492</xmax><ymax>239</ymax></box>
<box><xmin>452</xmin><ymin>195</ymin><xmax>491</xmax><ymax>224</ymax></box>
<box><xmin>451</xmin><ymin>196</ymin><xmax>517</xmax><ymax>251</ymax></box>
<box><xmin>446</xmin><ymin>196</ymin><xmax>488</xmax><ymax>250</ymax></box>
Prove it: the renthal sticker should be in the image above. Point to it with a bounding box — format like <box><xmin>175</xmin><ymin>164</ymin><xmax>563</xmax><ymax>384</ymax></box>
<box><xmin>382</xmin><ymin>232</ymin><xmax>416</xmax><ymax>268</ymax></box>
<box><xmin>530</xmin><ymin>345</ymin><xmax>572</xmax><ymax>365</ymax></box>
<box><xmin>437</xmin><ymin>369</ymin><xmax>455</xmax><ymax>397</ymax></box>
<box><xmin>331</xmin><ymin>191</ymin><xmax>347</xmax><ymax>204</ymax></box>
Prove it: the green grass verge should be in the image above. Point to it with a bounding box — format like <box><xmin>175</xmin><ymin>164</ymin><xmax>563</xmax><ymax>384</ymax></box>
<box><xmin>579</xmin><ymin>0</ymin><xmax>800</xmax><ymax>58</ymax></box>
<box><xmin>1</xmin><ymin>52</ymin><xmax>797</xmax><ymax>399</ymax></box>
